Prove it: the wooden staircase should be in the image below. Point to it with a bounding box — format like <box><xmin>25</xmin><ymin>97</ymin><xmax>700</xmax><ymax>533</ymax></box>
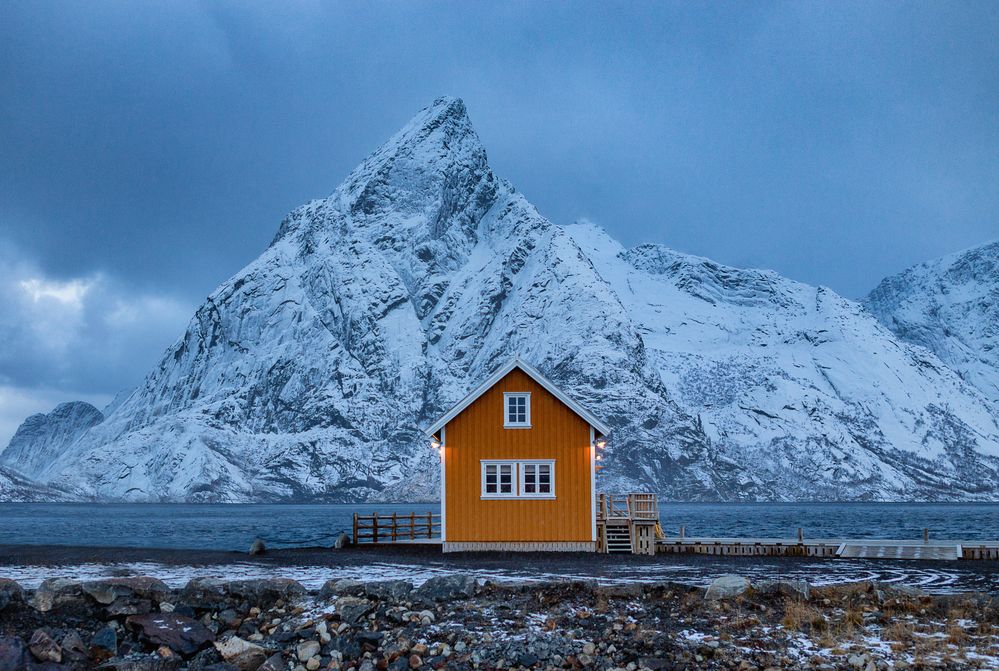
<box><xmin>603</xmin><ymin>523</ymin><xmax>634</xmax><ymax>553</ymax></box>
<box><xmin>596</xmin><ymin>493</ymin><xmax>660</xmax><ymax>555</ymax></box>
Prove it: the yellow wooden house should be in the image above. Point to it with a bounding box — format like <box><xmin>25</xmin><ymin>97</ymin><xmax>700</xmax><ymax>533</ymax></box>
<box><xmin>425</xmin><ymin>356</ymin><xmax>610</xmax><ymax>552</ymax></box>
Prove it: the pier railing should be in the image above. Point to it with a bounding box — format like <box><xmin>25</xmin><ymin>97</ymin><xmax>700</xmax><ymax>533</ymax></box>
<box><xmin>353</xmin><ymin>511</ymin><xmax>441</xmax><ymax>544</ymax></box>
<box><xmin>597</xmin><ymin>493</ymin><xmax>658</xmax><ymax>521</ymax></box>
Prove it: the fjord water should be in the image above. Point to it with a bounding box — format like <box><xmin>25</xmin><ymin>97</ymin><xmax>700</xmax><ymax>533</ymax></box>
<box><xmin>0</xmin><ymin>502</ymin><xmax>996</xmax><ymax>551</ymax></box>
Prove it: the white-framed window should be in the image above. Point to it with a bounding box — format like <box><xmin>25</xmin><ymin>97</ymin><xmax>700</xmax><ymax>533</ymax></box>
<box><xmin>481</xmin><ymin>460</ymin><xmax>555</xmax><ymax>499</ymax></box>
<box><xmin>481</xmin><ymin>461</ymin><xmax>516</xmax><ymax>497</ymax></box>
<box><xmin>519</xmin><ymin>460</ymin><xmax>555</xmax><ymax>498</ymax></box>
<box><xmin>503</xmin><ymin>392</ymin><xmax>531</xmax><ymax>428</ymax></box>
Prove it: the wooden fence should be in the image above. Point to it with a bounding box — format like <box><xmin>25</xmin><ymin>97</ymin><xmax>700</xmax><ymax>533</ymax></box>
<box><xmin>352</xmin><ymin>511</ymin><xmax>441</xmax><ymax>544</ymax></box>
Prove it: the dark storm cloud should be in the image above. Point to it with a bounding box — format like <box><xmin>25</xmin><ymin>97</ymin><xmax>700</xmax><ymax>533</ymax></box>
<box><xmin>1</xmin><ymin>1</ymin><xmax>997</xmax><ymax>441</ymax></box>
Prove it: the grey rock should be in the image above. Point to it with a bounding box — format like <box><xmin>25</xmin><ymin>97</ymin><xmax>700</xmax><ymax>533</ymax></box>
<box><xmin>90</xmin><ymin>625</ymin><xmax>118</xmax><ymax>660</ymax></box>
<box><xmin>215</xmin><ymin>636</ymin><xmax>268</xmax><ymax>671</ymax></box>
<box><xmin>319</xmin><ymin>579</ymin><xmax>364</xmax><ymax>599</ymax></box>
<box><xmin>704</xmin><ymin>575</ymin><xmax>750</xmax><ymax>600</ymax></box>
<box><xmin>28</xmin><ymin>629</ymin><xmax>62</xmax><ymax>663</ymax></box>
<box><xmin>296</xmin><ymin>641</ymin><xmax>320</xmax><ymax>662</ymax></box>
<box><xmin>336</xmin><ymin>596</ymin><xmax>374</xmax><ymax>624</ymax></box>
<box><xmin>227</xmin><ymin>579</ymin><xmax>306</xmax><ymax>607</ymax></box>
<box><xmin>0</xmin><ymin>636</ymin><xmax>26</xmax><ymax>671</ymax></box>
<box><xmin>0</xmin><ymin>579</ymin><xmax>23</xmax><ymax>611</ymax></box>
<box><xmin>33</xmin><ymin>578</ymin><xmax>87</xmax><ymax>612</ymax></box>
<box><xmin>754</xmin><ymin>579</ymin><xmax>811</xmax><ymax>600</ymax></box>
<box><xmin>126</xmin><ymin>613</ymin><xmax>215</xmax><ymax>657</ymax></box>
<box><xmin>364</xmin><ymin>580</ymin><xmax>414</xmax><ymax>602</ymax></box>
<box><xmin>257</xmin><ymin>653</ymin><xmax>285</xmax><ymax>671</ymax></box>
<box><xmin>412</xmin><ymin>575</ymin><xmax>477</xmax><ymax>603</ymax></box>
<box><xmin>248</xmin><ymin>539</ymin><xmax>266</xmax><ymax>556</ymax></box>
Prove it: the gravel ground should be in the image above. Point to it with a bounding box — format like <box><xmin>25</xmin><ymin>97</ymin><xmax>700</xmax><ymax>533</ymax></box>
<box><xmin>1</xmin><ymin>545</ymin><xmax>998</xmax><ymax>595</ymax></box>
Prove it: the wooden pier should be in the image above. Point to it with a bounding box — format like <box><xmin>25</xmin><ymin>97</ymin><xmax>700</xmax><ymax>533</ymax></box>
<box><xmin>657</xmin><ymin>535</ymin><xmax>999</xmax><ymax>560</ymax></box>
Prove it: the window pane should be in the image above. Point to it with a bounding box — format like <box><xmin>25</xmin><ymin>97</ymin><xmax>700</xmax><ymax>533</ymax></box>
<box><xmin>485</xmin><ymin>465</ymin><xmax>497</xmax><ymax>493</ymax></box>
<box><xmin>523</xmin><ymin>464</ymin><xmax>536</xmax><ymax>493</ymax></box>
<box><xmin>499</xmin><ymin>464</ymin><xmax>512</xmax><ymax>493</ymax></box>
<box><xmin>538</xmin><ymin>464</ymin><xmax>551</xmax><ymax>493</ymax></box>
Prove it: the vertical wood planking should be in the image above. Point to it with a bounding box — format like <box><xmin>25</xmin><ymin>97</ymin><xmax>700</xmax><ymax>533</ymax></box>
<box><xmin>444</xmin><ymin>368</ymin><xmax>593</xmax><ymax>542</ymax></box>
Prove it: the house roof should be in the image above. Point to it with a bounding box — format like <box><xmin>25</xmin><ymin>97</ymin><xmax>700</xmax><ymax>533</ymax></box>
<box><xmin>424</xmin><ymin>355</ymin><xmax>611</xmax><ymax>437</ymax></box>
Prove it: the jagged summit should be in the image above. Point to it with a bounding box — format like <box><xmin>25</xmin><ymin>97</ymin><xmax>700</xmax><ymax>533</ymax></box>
<box><xmin>3</xmin><ymin>99</ymin><xmax>999</xmax><ymax>502</ymax></box>
<box><xmin>273</xmin><ymin>96</ymin><xmax>496</xmax><ymax>247</ymax></box>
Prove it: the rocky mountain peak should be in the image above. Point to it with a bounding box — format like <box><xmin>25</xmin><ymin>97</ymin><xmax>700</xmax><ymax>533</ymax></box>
<box><xmin>1</xmin><ymin>401</ymin><xmax>104</xmax><ymax>477</ymax></box>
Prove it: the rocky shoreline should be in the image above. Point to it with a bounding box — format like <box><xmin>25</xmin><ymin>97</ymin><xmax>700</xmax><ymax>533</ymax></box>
<box><xmin>1</xmin><ymin>573</ymin><xmax>997</xmax><ymax>671</ymax></box>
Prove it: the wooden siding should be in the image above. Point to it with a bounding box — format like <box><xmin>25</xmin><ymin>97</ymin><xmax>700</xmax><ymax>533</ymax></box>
<box><xmin>443</xmin><ymin>368</ymin><xmax>593</xmax><ymax>542</ymax></box>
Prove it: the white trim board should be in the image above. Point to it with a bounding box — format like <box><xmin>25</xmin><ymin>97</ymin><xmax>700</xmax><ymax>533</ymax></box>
<box><xmin>425</xmin><ymin>355</ymin><xmax>610</xmax><ymax>437</ymax></box>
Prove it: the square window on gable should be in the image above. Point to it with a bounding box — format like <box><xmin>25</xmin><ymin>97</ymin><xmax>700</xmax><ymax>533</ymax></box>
<box><xmin>503</xmin><ymin>392</ymin><xmax>531</xmax><ymax>428</ymax></box>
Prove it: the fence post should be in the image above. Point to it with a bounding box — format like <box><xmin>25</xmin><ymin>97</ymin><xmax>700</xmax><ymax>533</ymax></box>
<box><xmin>373</xmin><ymin>512</ymin><xmax>378</xmax><ymax>544</ymax></box>
<box><xmin>924</xmin><ymin>528</ymin><xmax>929</xmax><ymax>544</ymax></box>
<box><xmin>680</xmin><ymin>526</ymin><xmax>685</xmax><ymax>540</ymax></box>
<box><xmin>427</xmin><ymin>511</ymin><xmax>433</xmax><ymax>538</ymax></box>
<box><xmin>410</xmin><ymin>512</ymin><xmax>416</xmax><ymax>540</ymax></box>
<box><xmin>797</xmin><ymin>528</ymin><xmax>804</xmax><ymax>544</ymax></box>
<box><xmin>353</xmin><ymin>513</ymin><xmax>358</xmax><ymax>544</ymax></box>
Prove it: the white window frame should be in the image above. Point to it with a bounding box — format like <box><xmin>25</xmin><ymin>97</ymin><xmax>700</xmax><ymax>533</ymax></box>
<box><xmin>518</xmin><ymin>459</ymin><xmax>556</xmax><ymax>499</ymax></box>
<box><xmin>480</xmin><ymin>460</ymin><xmax>518</xmax><ymax>498</ymax></box>
<box><xmin>503</xmin><ymin>392</ymin><xmax>531</xmax><ymax>428</ymax></box>
<box><xmin>480</xmin><ymin>459</ymin><xmax>556</xmax><ymax>499</ymax></box>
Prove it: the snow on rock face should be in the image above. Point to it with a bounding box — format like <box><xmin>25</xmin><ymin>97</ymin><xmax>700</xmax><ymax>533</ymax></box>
<box><xmin>2</xmin><ymin>98</ymin><xmax>998</xmax><ymax>502</ymax></box>
<box><xmin>567</xmin><ymin>222</ymin><xmax>999</xmax><ymax>500</ymax></box>
<box><xmin>865</xmin><ymin>240</ymin><xmax>999</xmax><ymax>408</ymax></box>
<box><xmin>1</xmin><ymin>402</ymin><xmax>104</xmax><ymax>477</ymax></box>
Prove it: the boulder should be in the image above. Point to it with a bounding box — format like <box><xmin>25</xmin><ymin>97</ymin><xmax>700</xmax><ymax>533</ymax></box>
<box><xmin>336</xmin><ymin>596</ymin><xmax>374</xmax><ymax>624</ymax></box>
<box><xmin>704</xmin><ymin>575</ymin><xmax>750</xmax><ymax>601</ymax></box>
<box><xmin>215</xmin><ymin>636</ymin><xmax>268</xmax><ymax>671</ymax></box>
<box><xmin>33</xmin><ymin>578</ymin><xmax>90</xmax><ymax>613</ymax></box>
<box><xmin>0</xmin><ymin>580</ymin><xmax>23</xmax><ymax>612</ymax></box>
<box><xmin>28</xmin><ymin>629</ymin><xmax>62</xmax><ymax>663</ymax></box>
<box><xmin>333</xmin><ymin>532</ymin><xmax>349</xmax><ymax>549</ymax></box>
<box><xmin>90</xmin><ymin>625</ymin><xmax>118</xmax><ymax>661</ymax></box>
<box><xmin>412</xmin><ymin>575</ymin><xmax>477</xmax><ymax>604</ymax></box>
<box><xmin>754</xmin><ymin>579</ymin><xmax>811</xmax><ymax>601</ymax></box>
<box><xmin>258</xmin><ymin>653</ymin><xmax>286</xmax><ymax>671</ymax></box>
<box><xmin>0</xmin><ymin>636</ymin><xmax>27</xmax><ymax>671</ymax></box>
<box><xmin>83</xmin><ymin>577</ymin><xmax>171</xmax><ymax>616</ymax></box>
<box><xmin>179</xmin><ymin>578</ymin><xmax>230</xmax><ymax>610</ymax></box>
<box><xmin>248</xmin><ymin>538</ymin><xmax>266</xmax><ymax>555</ymax></box>
<box><xmin>226</xmin><ymin>579</ymin><xmax>306</xmax><ymax>608</ymax></box>
<box><xmin>60</xmin><ymin>630</ymin><xmax>89</xmax><ymax>665</ymax></box>
<box><xmin>319</xmin><ymin>579</ymin><xmax>365</xmax><ymax>599</ymax></box>
<box><xmin>126</xmin><ymin>613</ymin><xmax>215</xmax><ymax>657</ymax></box>
<box><xmin>364</xmin><ymin>580</ymin><xmax>414</xmax><ymax>602</ymax></box>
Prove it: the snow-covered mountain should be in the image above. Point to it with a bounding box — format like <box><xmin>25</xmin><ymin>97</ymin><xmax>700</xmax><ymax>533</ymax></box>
<box><xmin>865</xmin><ymin>241</ymin><xmax>999</xmax><ymax>408</ymax></box>
<box><xmin>2</xmin><ymin>401</ymin><xmax>104</xmax><ymax>477</ymax></box>
<box><xmin>2</xmin><ymin>97</ymin><xmax>998</xmax><ymax>501</ymax></box>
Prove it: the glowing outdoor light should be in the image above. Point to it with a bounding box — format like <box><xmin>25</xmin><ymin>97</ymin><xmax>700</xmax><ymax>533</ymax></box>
<box><xmin>595</xmin><ymin>437</ymin><xmax>607</xmax><ymax>449</ymax></box>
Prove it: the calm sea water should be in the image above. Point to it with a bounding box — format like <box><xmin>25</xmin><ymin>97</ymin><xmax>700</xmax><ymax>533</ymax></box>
<box><xmin>0</xmin><ymin>502</ymin><xmax>996</xmax><ymax>551</ymax></box>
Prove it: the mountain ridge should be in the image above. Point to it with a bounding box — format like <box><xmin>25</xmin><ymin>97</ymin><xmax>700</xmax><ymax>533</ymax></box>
<box><xmin>2</xmin><ymin>98</ymin><xmax>998</xmax><ymax>502</ymax></box>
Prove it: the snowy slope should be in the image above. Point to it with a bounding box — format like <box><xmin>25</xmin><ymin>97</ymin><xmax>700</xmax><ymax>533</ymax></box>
<box><xmin>568</xmin><ymin>223</ymin><xmax>999</xmax><ymax>500</ymax></box>
<box><xmin>1</xmin><ymin>402</ymin><xmax>103</xmax><ymax>477</ymax></box>
<box><xmin>2</xmin><ymin>97</ymin><xmax>998</xmax><ymax>502</ymax></box>
<box><xmin>865</xmin><ymin>241</ymin><xmax>999</xmax><ymax>408</ymax></box>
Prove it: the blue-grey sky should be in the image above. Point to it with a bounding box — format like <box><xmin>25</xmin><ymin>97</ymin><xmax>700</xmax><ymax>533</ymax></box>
<box><xmin>1</xmin><ymin>1</ymin><xmax>997</xmax><ymax>444</ymax></box>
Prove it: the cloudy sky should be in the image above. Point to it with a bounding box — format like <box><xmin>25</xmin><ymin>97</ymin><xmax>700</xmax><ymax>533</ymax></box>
<box><xmin>1</xmin><ymin>1</ymin><xmax>997</xmax><ymax>445</ymax></box>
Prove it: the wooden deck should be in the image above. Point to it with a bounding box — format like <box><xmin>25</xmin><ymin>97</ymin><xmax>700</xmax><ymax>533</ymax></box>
<box><xmin>596</xmin><ymin>493</ymin><xmax>662</xmax><ymax>555</ymax></box>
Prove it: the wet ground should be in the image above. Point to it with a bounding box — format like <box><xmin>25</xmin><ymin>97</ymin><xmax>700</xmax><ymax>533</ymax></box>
<box><xmin>2</xmin><ymin>544</ymin><xmax>997</xmax><ymax>595</ymax></box>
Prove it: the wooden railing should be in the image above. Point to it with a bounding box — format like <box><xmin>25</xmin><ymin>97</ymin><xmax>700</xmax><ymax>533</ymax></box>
<box><xmin>598</xmin><ymin>493</ymin><xmax>658</xmax><ymax>521</ymax></box>
<box><xmin>353</xmin><ymin>511</ymin><xmax>441</xmax><ymax>544</ymax></box>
